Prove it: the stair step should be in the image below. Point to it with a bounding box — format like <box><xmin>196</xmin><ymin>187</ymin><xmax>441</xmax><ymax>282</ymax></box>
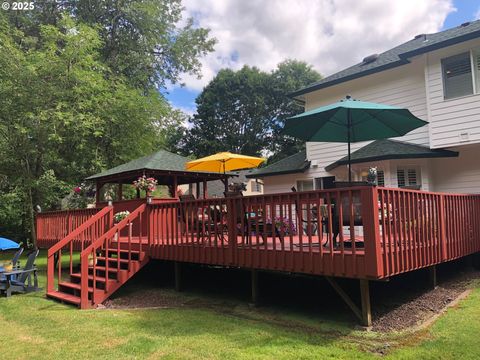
<box><xmin>96</xmin><ymin>256</ymin><xmax>130</xmax><ymax>263</ymax></box>
<box><xmin>71</xmin><ymin>273</ymin><xmax>107</xmax><ymax>283</ymax></box>
<box><xmin>59</xmin><ymin>282</ymin><xmax>94</xmax><ymax>293</ymax></box>
<box><xmin>104</xmin><ymin>249</ymin><xmax>141</xmax><ymax>255</ymax></box>
<box><xmin>47</xmin><ymin>291</ymin><xmax>81</xmax><ymax>306</ymax></box>
<box><xmin>88</xmin><ymin>266</ymin><xmax>120</xmax><ymax>273</ymax></box>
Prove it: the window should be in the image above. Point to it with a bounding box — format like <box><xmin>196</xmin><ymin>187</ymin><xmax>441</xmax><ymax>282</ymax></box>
<box><xmin>250</xmin><ymin>181</ymin><xmax>262</xmax><ymax>193</ymax></box>
<box><xmin>296</xmin><ymin>179</ymin><xmax>314</xmax><ymax>192</ymax></box>
<box><xmin>441</xmin><ymin>50</ymin><xmax>480</xmax><ymax>100</ymax></box>
<box><xmin>377</xmin><ymin>170</ymin><xmax>385</xmax><ymax>186</ymax></box>
<box><xmin>442</xmin><ymin>52</ymin><xmax>473</xmax><ymax>99</ymax></box>
<box><xmin>397</xmin><ymin>167</ymin><xmax>420</xmax><ymax>188</ymax></box>
<box><xmin>314</xmin><ymin>176</ymin><xmax>336</xmax><ymax>190</ymax></box>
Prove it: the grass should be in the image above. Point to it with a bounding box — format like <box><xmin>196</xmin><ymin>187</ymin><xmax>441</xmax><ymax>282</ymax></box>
<box><xmin>0</xmin><ymin>251</ymin><xmax>479</xmax><ymax>359</ymax></box>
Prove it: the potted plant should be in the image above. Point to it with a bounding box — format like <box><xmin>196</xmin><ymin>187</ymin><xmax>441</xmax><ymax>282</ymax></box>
<box><xmin>133</xmin><ymin>175</ymin><xmax>158</xmax><ymax>202</ymax></box>
<box><xmin>114</xmin><ymin>211</ymin><xmax>130</xmax><ymax>223</ymax></box>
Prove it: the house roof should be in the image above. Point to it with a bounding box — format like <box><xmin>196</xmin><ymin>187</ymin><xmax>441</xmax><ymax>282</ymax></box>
<box><xmin>291</xmin><ymin>20</ymin><xmax>480</xmax><ymax>98</ymax></box>
<box><xmin>86</xmin><ymin>149</ymin><xmax>230</xmax><ymax>184</ymax></box>
<box><xmin>246</xmin><ymin>150</ymin><xmax>310</xmax><ymax>178</ymax></box>
<box><xmin>325</xmin><ymin>139</ymin><xmax>459</xmax><ymax>171</ymax></box>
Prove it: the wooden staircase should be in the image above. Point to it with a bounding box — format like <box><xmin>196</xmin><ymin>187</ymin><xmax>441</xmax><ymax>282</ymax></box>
<box><xmin>47</xmin><ymin>204</ymin><xmax>150</xmax><ymax>308</ymax></box>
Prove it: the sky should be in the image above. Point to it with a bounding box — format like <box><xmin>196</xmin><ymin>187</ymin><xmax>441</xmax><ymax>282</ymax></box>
<box><xmin>164</xmin><ymin>0</ymin><xmax>480</xmax><ymax>116</ymax></box>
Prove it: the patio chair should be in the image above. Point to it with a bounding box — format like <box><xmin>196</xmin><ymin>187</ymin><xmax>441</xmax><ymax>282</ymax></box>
<box><xmin>0</xmin><ymin>248</ymin><xmax>23</xmax><ymax>281</ymax></box>
<box><xmin>0</xmin><ymin>249</ymin><xmax>40</xmax><ymax>297</ymax></box>
<box><xmin>224</xmin><ymin>191</ymin><xmax>250</xmax><ymax>244</ymax></box>
<box><xmin>291</xmin><ymin>187</ymin><xmax>324</xmax><ymax>247</ymax></box>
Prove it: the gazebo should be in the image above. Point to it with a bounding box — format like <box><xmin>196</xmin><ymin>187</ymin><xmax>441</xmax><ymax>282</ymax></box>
<box><xmin>86</xmin><ymin>149</ymin><xmax>232</xmax><ymax>209</ymax></box>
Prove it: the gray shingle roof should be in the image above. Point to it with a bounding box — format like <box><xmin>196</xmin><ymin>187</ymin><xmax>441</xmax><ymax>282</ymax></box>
<box><xmin>86</xmin><ymin>150</ymin><xmax>190</xmax><ymax>180</ymax></box>
<box><xmin>246</xmin><ymin>150</ymin><xmax>309</xmax><ymax>178</ymax></box>
<box><xmin>325</xmin><ymin>139</ymin><xmax>458</xmax><ymax>171</ymax></box>
<box><xmin>291</xmin><ymin>20</ymin><xmax>480</xmax><ymax>97</ymax></box>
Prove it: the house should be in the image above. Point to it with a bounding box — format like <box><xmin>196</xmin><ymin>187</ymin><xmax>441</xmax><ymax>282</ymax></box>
<box><xmin>249</xmin><ymin>20</ymin><xmax>480</xmax><ymax>195</ymax></box>
<box><xmin>35</xmin><ymin>21</ymin><xmax>480</xmax><ymax>327</ymax></box>
<box><xmin>179</xmin><ymin>169</ymin><xmax>264</xmax><ymax>198</ymax></box>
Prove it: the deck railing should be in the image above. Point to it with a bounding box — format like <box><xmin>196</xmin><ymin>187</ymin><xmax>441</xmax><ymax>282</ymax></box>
<box><xmin>148</xmin><ymin>187</ymin><xmax>480</xmax><ymax>279</ymax></box>
<box><xmin>377</xmin><ymin>188</ymin><xmax>480</xmax><ymax>277</ymax></box>
<box><xmin>148</xmin><ymin>187</ymin><xmax>382</xmax><ymax>278</ymax></box>
<box><xmin>37</xmin><ymin>208</ymin><xmax>101</xmax><ymax>248</ymax></box>
<box><xmin>38</xmin><ymin>187</ymin><xmax>480</xmax><ymax>281</ymax></box>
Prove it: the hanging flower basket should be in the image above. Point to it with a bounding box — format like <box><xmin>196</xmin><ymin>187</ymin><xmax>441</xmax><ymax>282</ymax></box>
<box><xmin>133</xmin><ymin>175</ymin><xmax>158</xmax><ymax>195</ymax></box>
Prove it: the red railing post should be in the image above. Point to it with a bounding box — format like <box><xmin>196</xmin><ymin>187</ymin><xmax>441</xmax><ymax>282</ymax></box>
<box><xmin>147</xmin><ymin>205</ymin><xmax>154</xmax><ymax>248</ymax></box>
<box><xmin>360</xmin><ymin>187</ymin><xmax>383</xmax><ymax>279</ymax></box>
<box><xmin>80</xmin><ymin>252</ymin><xmax>89</xmax><ymax>308</ymax></box>
<box><xmin>226</xmin><ymin>197</ymin><xmax>236</xmax><ymax>265</ymax></box>
<box><xmin>47</xmin><ymin>255</ymin><xmax>54</xmax><ymax>293</ymax></box>
<box><xmin>439</xmin><ymin>195</ymin><xmax>448</xmax><ymax>261</ymax></box>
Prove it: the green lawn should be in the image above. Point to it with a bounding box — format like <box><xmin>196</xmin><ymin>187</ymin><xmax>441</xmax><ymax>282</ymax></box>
<box><xmin>1</xmin><ymin>251</ymin><xmax>479</xmax><ymax>359</ymax></box>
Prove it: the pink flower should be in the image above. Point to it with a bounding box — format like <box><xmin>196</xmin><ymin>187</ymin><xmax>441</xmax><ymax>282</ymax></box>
<box><xmin>74</xmin><ymin>186</ymin><xmax>82</xmax><ymax>194</ymax></box>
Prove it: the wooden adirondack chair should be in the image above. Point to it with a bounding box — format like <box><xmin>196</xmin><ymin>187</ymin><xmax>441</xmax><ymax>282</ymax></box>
<box><xmin>0</xmin><ymin>249</ymin><xmax>40</xmax><ymax>297</ymax></box>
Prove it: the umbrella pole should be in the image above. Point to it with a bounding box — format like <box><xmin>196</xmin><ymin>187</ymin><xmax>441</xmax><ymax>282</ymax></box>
<box><xmin>223</xmin><ymin>161</ymin><xmax>228</xmax><ymax>193</ymax></box>
<box><xmin>347</xmin><ymin>109</ymin><xmax>352</xmax><ymax>183</ymax></box>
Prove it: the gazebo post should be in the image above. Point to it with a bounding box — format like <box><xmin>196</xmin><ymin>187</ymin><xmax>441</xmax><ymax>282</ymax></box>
<box><xmin>196</xmin><ymin>182</ymin><xmax>200</xmax><ymax>199</ymax></box>
<box><xmin>203</xmin><ymin>179</ymin><xmax>208</xmax><ymax>199</ymax></box>
<box><xmin>117</xmin><ymin>182</ymin><xmax>123</xmax><ymax>201</ymax></box>
<box><xmin>172</xmin><ymin>175</ymin><xmax>178</xmax><ymax>198</ymax></box>
<box><xmin>136</xmin><ymin>188</ymin><xmax>140</xmax><ymax>199</ymax></box>
<box><xmin>95</xmin><ymin>182</ymin><xmax>101</xmax><ymax>204</ymax></box>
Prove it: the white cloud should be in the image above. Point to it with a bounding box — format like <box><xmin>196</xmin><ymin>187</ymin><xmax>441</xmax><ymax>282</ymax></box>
<box><xmin>476</xmin><ymin>7</ymin><xmax>480</xmax><ymax>20</ymax></box>
<box><xmin>180</xmin><ymin>0</ymin><xmax>455</xmax><ymax>91</ymax></box>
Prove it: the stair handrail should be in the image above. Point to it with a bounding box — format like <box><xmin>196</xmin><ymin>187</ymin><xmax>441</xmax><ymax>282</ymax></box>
<box><xmin>47</xmin><ymin>205</ymin><xmax>114</xmax><ymax>295</ymax></box>
<box><xmin>47</xmin><ymin>206</ymin><xmax>113</xmax><ymax>257</ymax></box>
<box><xmin>79</xmin><ymin>204</ymin><xmax>147</xmax><ymax>308</ymax></box>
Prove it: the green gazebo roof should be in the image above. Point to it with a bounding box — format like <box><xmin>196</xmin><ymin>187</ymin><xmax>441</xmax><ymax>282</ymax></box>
<box><xmin>325</xmin><ymin>139</ymin><xmax>458</xmax><ymax>171</ymax></box>
<box><xmin>86</xmin><ymin>149</ymin><xmax>230</xmax><ymax>184</ymax></box>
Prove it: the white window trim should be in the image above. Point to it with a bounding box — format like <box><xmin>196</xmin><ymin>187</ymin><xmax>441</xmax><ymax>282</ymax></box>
<box><xmin>396</xmin><ymin>166</ymin><xmax>422</xmax><ymax>188</ymax></box>
<box><xmin>441</xmin><ymin>48</ymin><xmax>480</xmax><ymax>100</ymax></box>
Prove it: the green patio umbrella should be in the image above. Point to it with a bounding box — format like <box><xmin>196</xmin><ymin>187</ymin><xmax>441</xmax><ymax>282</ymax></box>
<box><xmin>283</xmin><ymin>96</ymin><xmax>428</xmax><ymax>182</ymax></box>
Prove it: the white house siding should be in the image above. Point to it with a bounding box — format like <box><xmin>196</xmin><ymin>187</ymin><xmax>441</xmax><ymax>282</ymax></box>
<box><xmin>262</xmin><ymin>173</ymin><xmax>312</xmax><ymax>195</ymax></box>
<box><xmin>304</xmin><ymin>56</ymin><xmax>430</xmax><ymax>179</ymax></box>
<box><xmin>431</xmin><ymin>143</ymin><xmax>480</xmax><ymax>193</ymax></box>
<box><xmin>425</xmin><ymin>38</ymin><xmax>480</xmax><ymax>149</ymax></box>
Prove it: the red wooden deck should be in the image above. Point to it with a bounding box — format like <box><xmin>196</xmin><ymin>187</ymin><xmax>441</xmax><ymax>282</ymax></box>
<box><xmin>36</xmin><ymin>186</ymin><xmax>480</xmax><ymax>311</ymax></box>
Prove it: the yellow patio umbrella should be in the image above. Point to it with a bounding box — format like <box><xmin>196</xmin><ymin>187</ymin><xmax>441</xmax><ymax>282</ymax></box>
<box><xmin>185</xmin><ymin>152</ymin><xmax>265</xmax><ymax>192</ymax></box>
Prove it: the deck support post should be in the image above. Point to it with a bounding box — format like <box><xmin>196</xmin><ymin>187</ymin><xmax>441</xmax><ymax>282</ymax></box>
<box><xmin>359</xmin><ymin>279</ymin><xmax>372</xmax><ymax>327</ymax></box>
<box><xmin>251</xmin><ymin>269</ymin><xmax>259</xmax><ymax>304</ymax></box>
<box><xmin>427</xmin><ymin>265</ymin><xmax>437</xmax><ymax>290</ymax></box>
<box><xmin>174</xmin><ymin>262</ymin><xmax>182</xmax><ymax>292</ymax></box>
<box><xmin>325</xmin><ymin>277</ymin><xmax>365</xmax><ymax>325</ymax></box>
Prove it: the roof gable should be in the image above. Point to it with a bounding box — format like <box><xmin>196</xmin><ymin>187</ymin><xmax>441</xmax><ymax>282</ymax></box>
<box><xmin>247</xmin><ymin>150</ymin><xmax>309</xmax><ymax>178</ymax></box>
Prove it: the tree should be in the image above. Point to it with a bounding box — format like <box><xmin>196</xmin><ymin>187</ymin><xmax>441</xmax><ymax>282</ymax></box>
<box><xmin>183</xmin><ymin>60</ymin><xmax>321</xmax><ymax>160</ymax></box>
<box><xmin>0</xmin><ymin>15</ymin><xmax>168</xmax><ymax>244</ymax></box>
<box><xmin>6</xmin><ymin>0</ymin><xmax>216</xmax><ymax>90</ymax></box>
<box><xmin>267</xmin><ymin>60</ymin><xmax>322</xmax><ymax>163</ymax></box>
<box><xmin>184</xmin><ymin>66</ymin><xmax>274</xmax><ymax>157</ymax></box>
